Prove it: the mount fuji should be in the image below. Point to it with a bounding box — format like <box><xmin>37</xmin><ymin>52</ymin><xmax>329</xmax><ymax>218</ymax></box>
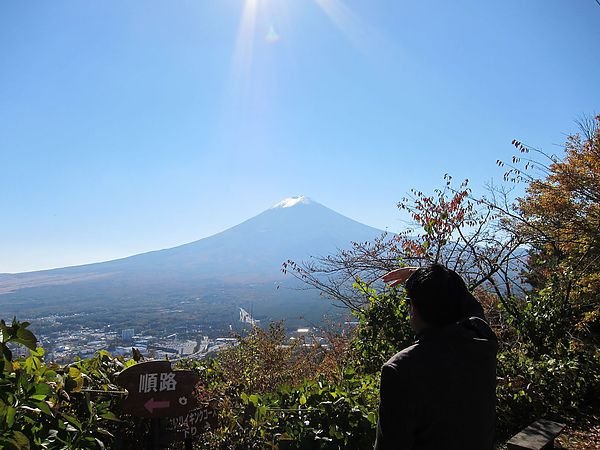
<box><xmin>0</xmin><ymin>197</ymin><xmax>385</xmax><ymax>327</ymax></box>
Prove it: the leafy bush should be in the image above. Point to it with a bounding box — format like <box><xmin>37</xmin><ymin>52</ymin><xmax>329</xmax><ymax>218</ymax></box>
<box><xmin>192</xmin><ymin>368</ymin><xmax>379</xmax><ymax>450</ymax></box>
<box><xmin>349</xmin><ymin>282</ymin><xmax>413</xmax><ymax>374</ymax></box>
<box><xmin>216</xmin><ymin>322</ymin><xmax>335</xmax><ymax>394</ymax></box>
<box><xmin>496</xmin><ymin>342</ymin><xmax>600</xmax><ymax>438</ymax></box>
<box><xmin>0</xmin><ymin>319</ymin><xmax>123</xmax><ymax>449</ymax></box>
<box><xmin>257</xmin><ymin>369</ymin><xmax>379</xmax><ymax>450</ymax></box>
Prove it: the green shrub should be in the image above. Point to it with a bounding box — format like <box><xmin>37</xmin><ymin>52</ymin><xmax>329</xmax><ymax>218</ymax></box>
<box><xmin>496</xmin><ymin>342</ymin><xmax>600</xmax><ymax>438</ymax></box>
<box><xmin>0</xmin><ymin>319</ymin><xmax>133</xmax><ymax>449</ymax></box>
<box><xmin>350</xmin><ymin>282</ymin><xmax>413</xmax><ymax>374</ymax></box>
<box><xmin>200</xmin><ymin>369</ymin><xmax>379</xmax><ymax>450</ymax></box>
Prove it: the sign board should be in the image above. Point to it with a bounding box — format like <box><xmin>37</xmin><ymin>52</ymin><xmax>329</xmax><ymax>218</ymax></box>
<box><xmin>167</xmin><ymin>402</ymin><xmax>219</xmax><ymax>441</ymax></box>
<box><xmin>116</xmin><ymin>361</ymin><xmax>199</xmax><ymax>418</ymax></box>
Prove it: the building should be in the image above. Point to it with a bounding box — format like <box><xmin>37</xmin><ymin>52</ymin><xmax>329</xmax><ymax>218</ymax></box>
<box><xmin>121</xmin><ymin>328</ymin><xmax>135</xmax><ymax>341</ymax></box>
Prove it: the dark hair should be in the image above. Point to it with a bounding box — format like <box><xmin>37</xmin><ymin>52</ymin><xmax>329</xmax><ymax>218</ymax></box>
<box><xmin>405</xmin><ymin>263</ymin><xmax>468</xmax><ymax>326</ymax></box>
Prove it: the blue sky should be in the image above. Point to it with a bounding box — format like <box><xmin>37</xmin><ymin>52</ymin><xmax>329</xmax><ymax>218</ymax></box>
<box><xmin>1</xmin><ymin>0</ymin><xmax>599</xmax><ymax>273</ymax></box>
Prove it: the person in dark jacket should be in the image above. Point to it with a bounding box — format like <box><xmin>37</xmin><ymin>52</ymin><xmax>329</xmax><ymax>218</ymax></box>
<box><xmin>374</xmin><ymin>264</ymin><xmax>497</xmax><ymax>450</ymax></box>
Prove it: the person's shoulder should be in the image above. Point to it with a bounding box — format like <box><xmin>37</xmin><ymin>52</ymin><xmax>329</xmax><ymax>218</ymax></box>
<box><xmin>459</xmin><ymin>316</ymin><xmax>497</xmax><ymax>341</ymax></box>
<box><xmin>383</xmin><ymin>342</ymin><xmax>423</xmax><ymax>371</ymax></box>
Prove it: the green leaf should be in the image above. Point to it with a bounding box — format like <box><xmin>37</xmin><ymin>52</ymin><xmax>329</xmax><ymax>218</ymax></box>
<box><xmin>68</xmin><ymin>366</ymin><xmax>81</xmax><ymax>378</ymax></box>
<box><xmin>32</xmin><ymin>401</ymin><xmax>53</xmax><ymax>417</ymax></box>
<box><xmin>43</xmin><ymin>369</ymin><xmax>58</xmax><ymax>381</ymax></box>
<box><xmin>97</xmin><ymin>427</ymin><xmax>115</xmax><ymax>437</ymax></box>
<box><xmin>64</xmin><ymin>367</ymin><xmax>84</xmax><ymax>393</ymax></box>
<box><xmin>23</xmin><ymin>355</ymin><xmax>41</xmax><ymax>374</ymax></box>
<box><xmin>6</xmin><ymin>406</ymin><xmax>16</xmax><ymax>427</ymax></box>
<box><xmin>11</xmin><ymin>431</ymin><xmax>30</xmax><ymax>450</ymax></box>
<box><xmin>61</xmin><ymin>413</ymin><xmax>82</xmax><ymax>431</ymax></box>
<box><xmin>368</xmin><ymin>411</ymin><xmax>377</xmax><ymax>425</ymax></box>
<box><xmin>99</xmin><ymin>411</ymin><xmax>121</xmax><ymax>422</ymax></box>
<box><xmin>30</xmin><ymin>347</ymin><xmax>44</xmax><ymax>358</ymax></box>
<box><xmin>34</xmin><ymin>383</ymin><xmax>51</xmax><ymax>396</ymax></box>
<box><xmin>15</xmin><ymin>328</ymin><xmax>37</xmax><ymax>351</ymax></box>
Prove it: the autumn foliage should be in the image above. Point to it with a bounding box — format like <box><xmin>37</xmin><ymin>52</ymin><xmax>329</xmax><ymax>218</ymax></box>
<box><xmin>514</xmin><ymin>116</ymin><xmax>600</xmax><ymax>337</ymax></box>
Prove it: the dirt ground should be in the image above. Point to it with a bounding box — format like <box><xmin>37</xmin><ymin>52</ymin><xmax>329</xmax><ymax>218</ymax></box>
<box><xmin>495</xmin><ymin>408</ymin><xmax>600</xmax><ymax>450</ymax></box>
<box><xmin>555</xmin><ymin>408</ymin><xmax>600</xmax><ymax>450</ymax></box>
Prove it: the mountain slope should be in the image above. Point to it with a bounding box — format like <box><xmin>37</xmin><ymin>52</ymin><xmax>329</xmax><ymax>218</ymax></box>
<box><xmin>0</xmin><ymin>197</ymin><xmax>384</xmax><ymax>323</ymax></box>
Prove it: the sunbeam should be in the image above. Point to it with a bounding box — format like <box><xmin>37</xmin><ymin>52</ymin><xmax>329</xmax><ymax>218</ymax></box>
<box><xmin>231</xmin><ymin>0</ymin><xmax>259</xmax><ymax>84</ymax></box>
<box><xmin>312</xmin><ymin>0</ymin><xmax>388</xmax><ymax>56</ymax></box>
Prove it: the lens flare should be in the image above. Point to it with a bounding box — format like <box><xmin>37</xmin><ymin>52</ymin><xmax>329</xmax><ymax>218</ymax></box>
<box><xmin>265</xmin><ymin>25</ymin><xmax>280</xmax><ymax>43</ymax></box>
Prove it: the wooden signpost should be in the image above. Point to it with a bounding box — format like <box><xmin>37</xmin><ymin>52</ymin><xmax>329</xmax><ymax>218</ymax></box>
<box><xmin>117</xmin><ymin>360</ymin><xmax>199</xmax><ymax>418</ymax></box>
<box><xmin>167</xmin><ymin>401</ymin><xmax>219</xmax><ymax>441</ymax></box>
<box><xmin>117</xmin><ymin>360</ymin><xmax>209</xmax><ymax>449</ymax></box>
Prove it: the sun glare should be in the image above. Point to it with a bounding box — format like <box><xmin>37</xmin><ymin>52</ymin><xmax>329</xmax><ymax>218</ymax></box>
<box><xmin>232</xmin><ymin>0</ymin><xmax>259</xmax><ymax>77</ymax></box>
<box><xmin>312</xmin><ymin>0</ymin><xmax>386</xmax><ymax>55</ymax></box>
<box><xmin>223</xmin><ymin>0</ymin><xmax>385</xmax><ymax>140</ymax></box>
<box><xmin>231</xmin><ymin>0</ymin><xmax>382</xmax><ymax>74</ymax></box>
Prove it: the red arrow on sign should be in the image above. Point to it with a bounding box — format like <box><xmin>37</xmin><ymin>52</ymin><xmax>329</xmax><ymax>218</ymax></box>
<box><xmin>145</xmin><ymin>398</ymin><xmax>170</xmax><ymax>413</ymax></box>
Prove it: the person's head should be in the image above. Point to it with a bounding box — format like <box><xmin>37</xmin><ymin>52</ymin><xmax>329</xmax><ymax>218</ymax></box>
<box><xmin>404</xmin><ymin>263</ymin><xmax>468</xmax><ymax>331</ymax></box>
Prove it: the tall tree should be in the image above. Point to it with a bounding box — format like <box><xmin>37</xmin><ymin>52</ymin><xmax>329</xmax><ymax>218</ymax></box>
<box><xmin>283</xmin><ymin>175</ymin><xmax>525</xmax><ymax>317</ymax></box>
<box><xmin>511</xmin><ymin>115</ymin><xmax>600</xmax><ymax>337</ymax></box>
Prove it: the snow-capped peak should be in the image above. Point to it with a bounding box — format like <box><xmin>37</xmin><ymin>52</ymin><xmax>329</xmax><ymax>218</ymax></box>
<box><xmin>272</xmin><ymin>196</ymin><xmax>312</xmax><ymax>208</ymax></box>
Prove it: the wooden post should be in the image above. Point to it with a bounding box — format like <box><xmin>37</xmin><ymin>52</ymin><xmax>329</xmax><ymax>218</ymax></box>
<box><xmin>150</xmin><ymin>418</ymin><xmax>162</xmax><ymax>450</ymax></box>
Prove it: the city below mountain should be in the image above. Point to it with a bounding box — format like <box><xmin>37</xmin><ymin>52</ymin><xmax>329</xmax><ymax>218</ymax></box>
<box><xmin>0</xmin><ymin>197</ymin><xmax>385</xmax><ymax>334</ymax></box>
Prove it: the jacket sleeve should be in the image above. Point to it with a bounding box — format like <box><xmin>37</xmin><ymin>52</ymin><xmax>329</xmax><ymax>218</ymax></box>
<box><xmin>374</xmin><ymin>362</ymin><xmax>419</xmax><ymax>450</ymax></box>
